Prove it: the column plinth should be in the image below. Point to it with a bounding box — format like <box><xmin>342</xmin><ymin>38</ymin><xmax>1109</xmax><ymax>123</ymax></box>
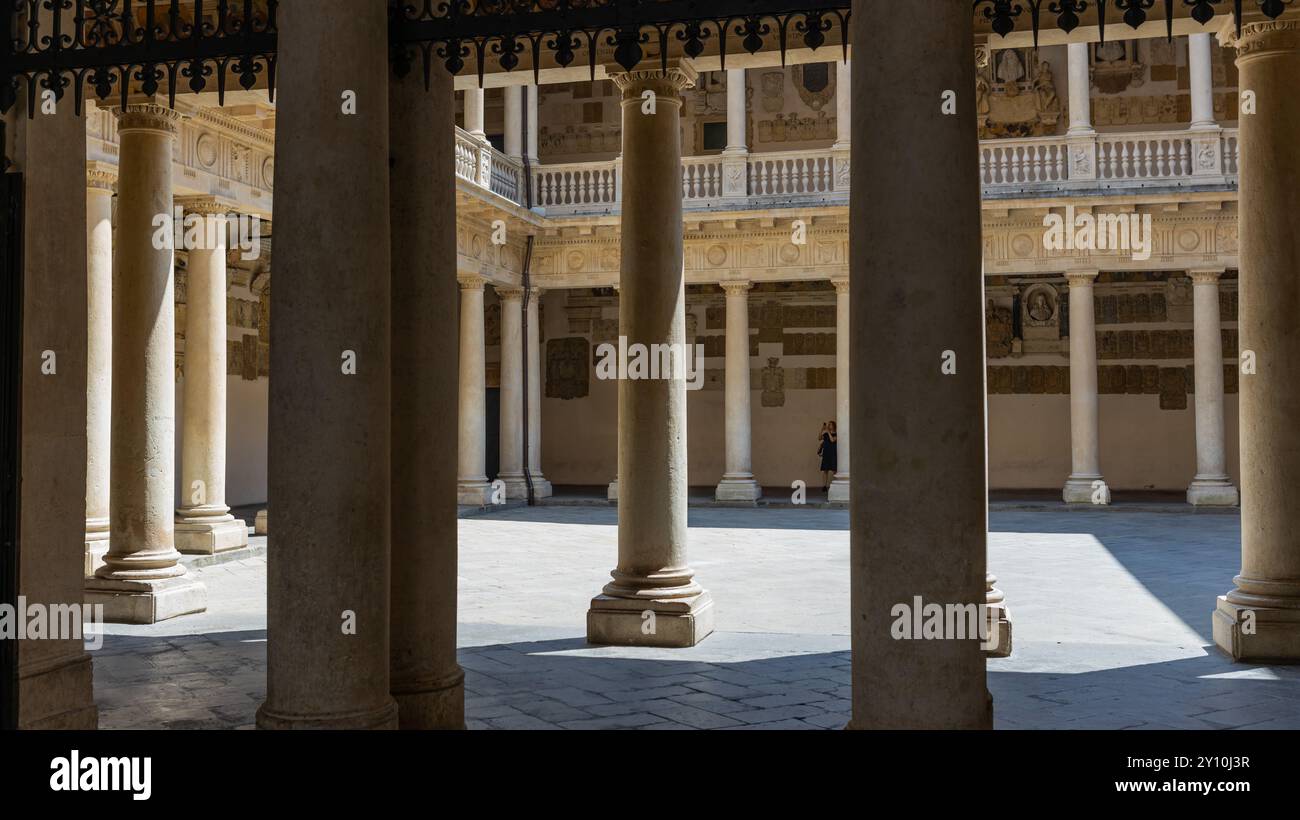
<box><xmin>715</xmin><ymin>281</ymin><xmax>761</xmax><ymax>503</ymax></box>
<box><xmin>588</xmin><ymin>63</ymin><xmax>713</xmax><ymax>648</ymax></box>
<box><xmin>1213</xmin><ymin>20</ymin><xmax>1300</xmax><ymax>661</ymax></box>
<box><xmin>1063</xmin><ymin>270</ymin><xmax>1108</xmax><ymax>504</ymax></box>
<box><xmin>828</xmin><ymin>278</ymin><xmax>851</xmax><ymax>503</ymax></box>
<box><xmin>457</xmin><ymin>276</ymin><xmax>492</xmax><ymax>505</ymax></box>
<box><xmin>175</xmin><ymin>200</ymin><xmax>248</xmax><ymax>554</ymax></box>
<box><xmin>1188</xmin><ymin>269</ymin><xmax>1238</xmax><ymax>506</ymax></box>
<box><xmin>84</xmin><ymin>166</ymin><xmax>115</xmax><ymax>576</ymax></box>
<box><xmin>86</xmin><ymin>103</ymin><xmax>206</xmax><ymax>624</ymax></box>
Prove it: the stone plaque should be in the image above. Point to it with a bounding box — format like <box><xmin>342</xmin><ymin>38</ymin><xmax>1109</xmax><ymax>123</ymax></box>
<box><xmin>547</xmin><ymin>337</ymin><xmax>589</xmax><ymax>400</ymax></box>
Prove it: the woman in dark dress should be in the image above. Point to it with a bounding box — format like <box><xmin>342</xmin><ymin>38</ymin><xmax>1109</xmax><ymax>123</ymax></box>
<box><xmin>818</xmin><ymin>420</ymin><xmax>838</xmax><ymax>491</ymax></box>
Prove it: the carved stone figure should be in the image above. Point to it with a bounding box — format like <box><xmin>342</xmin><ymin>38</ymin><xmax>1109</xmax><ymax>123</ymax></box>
<box><xmin>761</xmin><ymin>357</ymin><xmax>785</xmax><ymax>407</ymax></box>
<box><xmin>986</xmin><ymin>300</ymin><xmax>1014</xmax><ymax>359</ymax></box>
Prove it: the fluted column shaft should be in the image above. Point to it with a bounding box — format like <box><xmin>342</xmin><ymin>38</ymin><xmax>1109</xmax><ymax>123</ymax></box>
<box><xmin>1213</xmin><ymin>20</ymin><xmax>1300</xmax><ymax>661</ymax></box>
<box><xmin>588</xmin><ymin>63</ymin><xmax>713</xmax><ymax>648</ymax></box>
<box><xmin>176</xmin><ymin>202</ymin><xmax>247</xmax><ymax>554</ymax></box>
<box><xmin>1063</xmin><ymin>271</ymin><xmax>1107</xmax><ymax>504</ymax></box>
<box><xmin>84</xmin><ymin>168</ymin><xmax>115</xmax><ymax>576</ymax></box>
<box><xmin>716</xmin><ymin>281</ymin><xmax>760</xmax><ymax>502</ymax></box>
<box><xmin>457</xmin><ymin>277</ymin><xmax>491</xmax><ymax>505</ymax></box>
<box><xmin>87</xmin><ymin>104</ymin><xmax>206</xmax><ymax>624</ymax></box>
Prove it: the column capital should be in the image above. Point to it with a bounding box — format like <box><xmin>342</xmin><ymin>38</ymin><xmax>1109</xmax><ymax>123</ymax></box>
<box><xmin>496</xmin><ymin>286</ymin><xmax>525</xmax><ymax>302</ymax></box>
<box><xmin>86</xmin><ymin>164</ymin><xmax>117</xmax><ymax>193</ymax></box>
<box><xmin>831</xmin><ymin>277</ymin><xmax>850</xmax><ymax>294</ymax></box>
<box><xmin>1189</xmin><ymin>268</ymin><xmax>1226</xmax><ymax>284</ymax></box>
<box><xmin>719</xmin><ymin>280</ymin><xmax>752</xmax><ymax>297</ymax></box>
<box><xmin>458</xmin><ymin>275</ymin><xmax>487</xmax><ymax>291</ymax></box>
<box><xmin>608</xmin><ymin>61</ymin><xmax>698</xmax><ymax>98</ymax></box>
<box><xmin>1229</xmin><ymin>19</ymin><xmax>1300</xmax><ymax>60</ymax></box>
<box><xmin>175</xmin><ymin>196</ymin><xmax>233</xmax><ymax>217</ymax></box>
<box><xmin>1064</xmin><ymin>269</ymin><xmax>1100</xmax><ymax>285</ymax></box>
<box><xmin>527</xmin><ymin>286</ymin><xmax>545</xmax><ymax>300</ymax></box>
<box><xmin>114</xmin><ymin>103</ymin><xmax>183</xmax><ymax>136</ymax></box>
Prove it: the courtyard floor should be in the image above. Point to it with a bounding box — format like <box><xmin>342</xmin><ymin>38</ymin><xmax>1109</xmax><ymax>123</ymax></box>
<box><xmin>93</xmin><ymin>504</ymin><xmax>1300</xmax><ymax>729</ymax></box>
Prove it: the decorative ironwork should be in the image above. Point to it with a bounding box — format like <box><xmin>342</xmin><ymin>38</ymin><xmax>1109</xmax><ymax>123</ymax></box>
<box><xmin>0</xmin><ymin>0</ymin><xmax>1294</xmax><ymax>115</ymax></box>
<box><xmin>2</xmin><ymin>0</ymin><xmax>278</xmax><ymax>115</ymax></box>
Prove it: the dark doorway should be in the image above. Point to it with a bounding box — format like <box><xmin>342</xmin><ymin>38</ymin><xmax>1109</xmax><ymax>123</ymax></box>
<box><xmin>485</xmin><ymin>386</ymin><xmax>500</xmax><ymax>481</ymax></box>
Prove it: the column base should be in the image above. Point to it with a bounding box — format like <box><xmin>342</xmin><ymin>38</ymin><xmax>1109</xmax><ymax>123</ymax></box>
<box><xmin>1187</xmin><ymin>477</ymin><xmax>1239</xmax><ymax>506</ymax></box>
<box><xmin>84</xmin><ymin>532</ymin><xmax>109</xmax><ymax>578</ymax></box>
<box><xmin>499</xmin><ymin>474</ymin><xmax>531</xmax><ymax>503</ymax></box>
<box><xmin>828</xmin><ymin>476</ymin><xmax>850</xmax><ymax>503</ymax></box>
<box><xmin>529</xmin><ymin>475</ymin><xmax>553</xmax><ymax>499</ymax></box>
<box><xmin>1063</xmin><ymin>475</ymin><xmax>1109</xmax><ymax>504</ymax></box>
<box><xmin>715</xmin><ymin>475</ymin><xmax>761</xmax><ymax>503</ymax></box>
<box><xmin>19</xmin><ymin>653</ymin><xmax>98</xmax><ymax>729</ymax></box>
<box><xmin>985</xmin><ymin>576</ymin><xmax>1013</xmax><ymax>659</ymax></box>
<box><xmin>84</xmin><ymin>574</ymin><xmax>207</xmax><ymax>624</ymax></box>
<box><xmin>256</xmin><ymin>698</ymin><xmax>399</xmax><ymax>730</ymax></box>
<box><xmin>607</xmin><ymin>480</ymin><xmax>618</xmax><ymax>501</ymax></box>
<box><xmin>457</xmin><ymin>479</ymin><xmax>493</xmax><ymax>506</ymax></box>
<box><xmin>392</xmin><ymin>668</ymin><xmax>466</xmax><ymax>730</ymax></box>
<box><xmin>175</xmin><ymin>516</ymin><xmax>249</xmax><ymax>554</ymax></box>
<box><xmin>587</xmin><ymin>590</ymin><xmax>715</xmax><ymax>648</ymax></box>
<box><xmin>255</xmin><ymin>509</ymin><xmax>268</xmax><ymax>535</ymax></box>
<box><xmin>1213</xmin><ymin>596</ymin><xmax>1300</xmax><ymax>662</ymax></box>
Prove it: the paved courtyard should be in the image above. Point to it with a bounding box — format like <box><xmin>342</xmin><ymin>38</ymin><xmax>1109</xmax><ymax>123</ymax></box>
<box><xmin>93</xmin><ymin>505</ymin><xmax>1300</xmax><ymax>729</ymax></box>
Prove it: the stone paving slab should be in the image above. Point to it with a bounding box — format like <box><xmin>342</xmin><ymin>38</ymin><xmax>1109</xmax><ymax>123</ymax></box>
<box><xmin>92</xmin><ymin>506</ymin><xmax>1300</xmax><ymax>730</ymax></box>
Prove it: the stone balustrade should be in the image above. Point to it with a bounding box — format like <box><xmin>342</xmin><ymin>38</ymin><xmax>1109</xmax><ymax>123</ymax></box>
<box><xmin>456</xmin><ymin>125</ymin><xmax>1240</xmax><ymax>215</ymax></box>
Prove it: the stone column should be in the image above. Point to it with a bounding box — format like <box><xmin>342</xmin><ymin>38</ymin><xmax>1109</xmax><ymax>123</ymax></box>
<box><xmin>525</xmin><ymin>86</ymin><xmax>539</xmax><ymax>165</ymax></box>
<box><xmin>503</xmin><ymin>85</ymin><xmax>523</xmax><ymax>160</ymax></box>
<box><xmin>848</xmin><ymin>0</ymin><xmax>989</xmax><ymax>729</ymax></box>
<box><xmin>1065</xmin><ymin>42</ymin><xmax>1098</xmax><ymax>180</ymax></box>
<box><xmin>84</xmin><ymin>165</ymin><xmax>115</xmax><ymax>577</ymax></box>
<box><xmin>828</xmin><ymin>277</ymin><xmax>851</xmax><ymax>503</ymax></box>
<box><xmin>588</xmin><ymin>62</ymin><xmax>713</xmax><ymax>648</ymax></box>
<box><xmin>725</xmin><ymin>68</ymin><xmax>747</xmax><ymax>153</ymax></box>
<box><xmin>16</xmin><ymin>81</ymin><xmax>97</xmax><ymax>728</ymax></box>
<box><xmin>1187</xmin><ymin>269</ymin><xmax>1238</xmax><ymax>506</ymax></box>
<box><xmin>833</xmin><ymin>60</ymin><xmax>851</xmax><ymax>149</ymax></box>
<box><xmin>526</xmin><ymin>287</ymin><xmax>553</xmax><ymax>497</ymax></box>
<box><xmin>497</xmin><ymin>287</ymin><xmax>527</xmax><ymax>499</ymax></box>
<box><xmin>388</xmin><ymin>60</ymin><xmax>464</xmax><ymax>728</ymax></box>
<box><xmin>1066</xmin><ymin>42</ymin><xmax>1094</xmax><ymax>136</ymax></box>
<box><xmin>175</xmin><ymin>200</ymin><xmax>248</xmax><ymax>554</ymax></box>
<box><xmin>464</xmin><ymin>88</ymin><xmax>486</xmax><ymax>141</ymax></box>
<box><xmin>256</xmin><ymin>0</ymin><xmax>397</xmax><ymax>729</ymax></box>
<box><xmin>1189</xmin><ymin>33</ymin><xmax>1217</xmax><ymax>130</ymax></box>
<box><xmin>1213</xmin><ymin>19</ymin><xmax>1300</xmax><ymax>661</ymax></box>
<box><xmin>85</xmin><ymin>104</ymin><xmax>206</xmax><ymax>624</ymax></box>
<box><xmin>457</xmin><ymin>276</ymin><xmax>492</xmax><ymax>505</ymax></box>
<box><xmin>1064</xmin><ymin>271</ymin><xmax>1107</xmax><ymax>503</ymax></box>
<box><xmin>721</xmin><ymin>69</ymin><xmax>748</xmax><ymax>198</ymax></box>
<box><xmin>715</xmin><ymin>281</ymin><xmax>761</xmax><ymax>502</ymax></box>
